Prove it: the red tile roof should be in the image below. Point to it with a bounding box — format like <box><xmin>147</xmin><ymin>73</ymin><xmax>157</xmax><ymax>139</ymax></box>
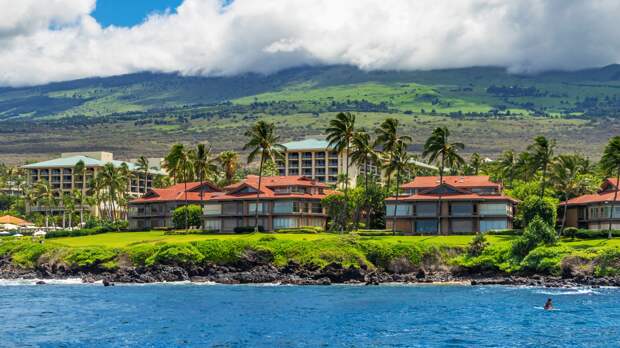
<box><xmin>386</xmin><ymin>193</ymin><xmax>517</xmax><ymax>203</ymax></box>
<box><xmin>561</xmin><ymin>178</ymin><xmax>620</xmax><ymax>206</ymax></box>
<box><xmin>130</xmin><ymin>182</ymin><xmax>220</xmax><ymax>203</ymax></box>
<box><xmin>401</xmin><ymin>176</ymin><xmax>499</xmax><ymax>189</ymax></box>
<box><xmin>0</xmin><ymin>215</ymin><xmax>33</xmax><ymax>226</ymax></box>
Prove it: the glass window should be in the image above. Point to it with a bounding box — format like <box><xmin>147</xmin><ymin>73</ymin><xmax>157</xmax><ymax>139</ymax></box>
<box><xmin>416</xmin><ymin>203</ymin><xmax>437</xmax><ymax>217</ymax></box>
<box><xmin>451</xmin><ymin>203</ymin><xmax>473</xmax><ymax>216</ymax></box>
<box><xmin>204</xmin><ymin>219</ymin><xmax>221</xmax><ymax>231</ymax></box>
<box><xmin>480</xmin><ymin>219</ymin><xmax>508</xmax><ymax>232</ymax></box>
<box><xmin>204</xmin><ymin>204</ymin><xmax>222</xmax><ymax>215</ymax></box>
<box><xmin>273</xmin><ymin>217</ymin><xmax>297</xmax><ymax>229</ymax></box>
<box><xmin>311</xmin><ymin>203</ymin><xmax>323</xmax><ymax>214</ymax></box>
<box><xmin>480</xmin><ymin>203</ymin><xmax>508</xmax><ymax>216</ymax></box>
<box><xmin>415</xmin><ymin>220</ymin><xmax>438</xmax><ymax>233</ymax></box>
<box><xmin>386</xmin><ymin>204</ymin><xmax>412</xmax><ymax>216</ymax></box>
<box><xmin>273</xmin><ymin>201</ymin><xmax>294</xmax><ymax>213</ymax></box>
<box><xmin>451</xmin><ymin>219</ymin><xmax>473</xmax><ymax>233</ymax></box>
<box><xmin>249</xmin><ymin>202</ymin><xmax>264</xmax><ymax>214</ymax></box>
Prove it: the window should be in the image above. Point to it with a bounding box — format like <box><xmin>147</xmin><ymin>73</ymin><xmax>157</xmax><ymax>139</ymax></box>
<box><xmin>451</xmin><ymin>220</ymin><xmax>473</xmax><ymax>233</ymax></box>
<box><xmin>471</xmin><ymin>187</ymin><xmax>497</xmax><ymax>195</ymax></box>
<box><xmin>386</xmin><ymin>204</ymin><xmax>412</xmax><ymax>216</ymax></box>
<box><xmin>204</xmin><ymin>219</ymin><xmax>221</xmax><ymax>231</ymax></box>
<box><xmin>451</xmin><ymin>203</ymin><xmax>473</xmax><ymax>216</ymax></box>
<box><xmin>480</xmin><ymin>203</ymin><xmax>508</xmax><ymax>216</ymax></box>
<box><xmin>273</xmin><ymin>201</ymin><xmax>294</xmax><ymax>213</ymax></box>
<box><xmin>480</xmin><ymin>219</ymin><xmax>508</xmax><ymax>232</ymax></box>
<box><xmin>416</xmin><ymin>220</ymin><xmax>438</xmax><ymax>233</ymax></box>
<box><xmin>249</xmin><ymin>202</ymin><xmax>264</xmax><ymax>214</ymax></box>
<box><xmin>311</xmin><ymin>203</ymin><xmax>323</xmax><ymax>214</ymax></box>
<box><xmin>274</xmin><ymin>217</ymin><xmax>297</xmax><ymax>229</ymax></box>
<box><xmin>416</xmin><ymin>203</ymin><xmax>437</xmax><ymax>217</ymax></box>
<box><xmin>204</xmin><ymin>204</ymin><xmax>222</xmax><ymax>215</ymax></box>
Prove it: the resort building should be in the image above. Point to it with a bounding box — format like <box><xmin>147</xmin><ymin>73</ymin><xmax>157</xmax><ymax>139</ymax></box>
<box><xmin>128</xmin><ymin>176</ymin><xmax>330</xmax><ymax>232</ymax></box>
<box><xmin>278</xmin><ymin>139</ymin><xmax>380</xmax><ymax>186</ymax></box>
<box><xmin>203</xmin><ymin>176</ymin><xmax>330</xmax><ymax>232</ymax></box>
<box><xmin>385</xmin><ymin>176</ymin><xmax>517</xmax><ymax>234</ymax></box>
<box><xmin>128</xmin><ymin>181</ymin><xmax>221</xmax><ymax>230</ymax></box>
<box><xmin>561</xmin><ymin>178</ymin><xmax>620</xmax><ymax>230</ymax></box>
<box><xmin>22</xmin><ymin>152</ymin><xmax>162</xmax><ymax>217</ymax></box>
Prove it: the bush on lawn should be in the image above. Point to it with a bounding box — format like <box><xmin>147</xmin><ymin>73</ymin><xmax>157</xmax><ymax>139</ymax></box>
<box><xmin>274</xmin><ymin>226</ymin><xmax>324</xmax><ymax>234</ymax></box>
<box><xmin>172</xmin><ymin>205</ymin><xmax>203</xmax><ymax>230</ymax></box>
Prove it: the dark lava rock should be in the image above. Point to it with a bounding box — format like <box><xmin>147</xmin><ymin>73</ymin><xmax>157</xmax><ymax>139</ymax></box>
<box><xmin>35</xmin><ymin>280</ymin><xmax>46</xmax><ymax>285</ymax></box>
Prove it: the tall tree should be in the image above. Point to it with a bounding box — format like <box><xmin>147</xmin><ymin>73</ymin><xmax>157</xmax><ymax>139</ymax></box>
<box><xmin>190</xmin><ymin>144</ymin><xmax>217</xmax><ymax>230</ymax></box>
<box><xmin>33</xmin><ymin>180</ymin><xmax>55</xmax><ymax>228</ymax></box>
<box><xmin>73</xmin><ymin>160</ymin><xmax>86</xmax><ymax>226</ymax></box>
<box><xmin>243</xmin><ymin>121</ymin><xmax>286</xmax><ymax>232</ymax></box>
<box><xmin>218</xmin><ymin>151</ymin><xmax>240</xmax><ymax>185</ymax></box>
<box><xmin>385</xmin><ymin>143</ymin><xmax>412</xmax><ymax>235</ymax></box>
<box><xmin>497</xmin><ymin>150</ymin><xmax>517</xmax><ymax>188</ymax></box>
<box><xmin>164</xmin><ymin>144</ymin><xmax>194</xmax><ymax>230</ymax></box>
<box><xmin>528</xmin><ymin>135</ymin><xmax>556</xmax><ymax>200</ymax></box>
<box><xmin>550</xmin><ymin>154</ymin><xmax>590</xmax><ymax>234</ymax></box>
<box><xmin>469</xmin><ymin>153</ymin><xmax>482</xmax><ymax>175</ymax></box>
<box><xmin>375</xmin><ymin>118</ymin><xmax>412</xmax><ymax>194</ymax></box>
<box><xmin>423</xmin><ymin>126</ymin><xmax>465</xmax><ymax>235</ymax></box>
<box><xmin>135</xmin><ymin>156</ymin><xmax>150</xmax><ymax>194</ymax></box>
<box><xmin>600</xmin><ymin>136</ymin><xmax>620</xmax><ymax>238</ymax></box>
<box><xmin>326</xmin><ymin>112</ymin><xmax>357</xmax><ymax>227</ymax></box>
<box><xmin>350</xmin><ymin>129</ymin><xmax>380</xmax><ymax>228</ymax></box>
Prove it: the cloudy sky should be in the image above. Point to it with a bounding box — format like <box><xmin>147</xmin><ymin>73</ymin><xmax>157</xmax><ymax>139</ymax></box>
<box><xmin>1</xmin><ymin>0</ymin><xmax>620</xmax><ymax>87</ymax></box>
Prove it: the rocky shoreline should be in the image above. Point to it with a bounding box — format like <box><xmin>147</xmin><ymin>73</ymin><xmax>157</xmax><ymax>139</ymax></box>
<box><xmin>2</xmin><ymin>256</ymin><xmax>620</xmax><ymax>287</ymax></box>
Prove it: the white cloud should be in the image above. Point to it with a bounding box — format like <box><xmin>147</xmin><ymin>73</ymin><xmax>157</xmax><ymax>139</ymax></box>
<box><xmin>1</xmin><ymin>0</ymin><xmax>620</xmax><ymax>86</ymax></box>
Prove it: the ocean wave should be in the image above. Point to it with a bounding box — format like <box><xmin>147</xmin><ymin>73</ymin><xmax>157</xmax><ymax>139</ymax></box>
<box><xmin>532</xmin><ymin>288</ymin><xmax>599</xmax><ymax>296</ymax></box>
<box><xmin>0</xmin><ymin>278</ymin><xmax>94</xmax><ymax>286</ymax></box>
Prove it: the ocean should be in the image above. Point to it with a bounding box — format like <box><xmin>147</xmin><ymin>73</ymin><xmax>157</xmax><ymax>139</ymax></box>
<box><xmin>0</xmin><ymin>280</ymin><xmax>617</xmax><ymax>347</ymax></box>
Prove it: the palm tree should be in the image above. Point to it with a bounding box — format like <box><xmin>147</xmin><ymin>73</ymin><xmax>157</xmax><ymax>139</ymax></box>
<box><xmin>385</xmin><ymin>143</ymin><xmax>412</xmax><ymax>235</ymax></box>
<box><xmin>243</xmin><ymin>121</ymin><xmax>286</xmax><ymax>232</ymax></box>
<box><xmin>350</xmin><ymin>129</ymin><xmax>380</xmax><ymax>228</ymax></box>
<box><xmin>164</xmin><ymin>144</ymin><xmax>194</xmax><ymax>230</ymax></box>
<box><xmin>516</xmin><ymin>151</ymin><xmax>535</xmax><ymax>182</ymax></box>
<box><xmin>96</xmin><ymin>163</ymin><xmax>128</xmax><ymax>221</ymax></box>
<box><xmin>191</xmin><ymin>144</ymin><xmax>217</xmax><ymax>230</ymax></box>
<box><xmin>34</xmin><ymin>180</ymin><xmax>55</xmax><ymax>228</ymax></box>
<box><xmin>218</xmin><ymin>151</ymin><xmax>240</xmax><ymax>185</ymax></box>
<box><xmin>61</xmin><ymin>192</ymin><xmax>76</xmax><ymax>228</ymax></box>
<box><xmin>73</xmin><ymin>160</ymin><xmax>86</xmax><ymax>226</ymax></box>
<box><xmin>600</xmin><ymin>136</ymin><xmax>620</xmax><ymax>238</ymax></box>
<box><xmin>135</xmin><ymin>156</ymin><xmax>150</xmax><ymax>194</ymax></box>
<box><xmin>375</xmin><ymin>118</ymin><xmax>412</xmax><ymax>193</ymax></box>
<box><xmin>550</xmin><ymin>154</ymin><xmax>589</xmax><ymax>234</ymax></box>
<box><xmin>423</xmin><ymin>126</ymin><xmax>465</xmax><ymax>235</ymax></box>
<box><xmin>326</xmin><ymin>112</ymin><xmax>356</xmax><ymax>226</ymax></box>
<box><xmin>528</xmin><ymin>136</ymin><xmax>556</xmax><ymax>200</ymax></box>
<box><xmin>497</xmin><ymin>150</ymin><xmax>517</xmax><ymax>188</ymax></box>
<box><xmin>469</xmin><ymin>153</ymin><xmax>482</xmax><ymax>175</ymax></box>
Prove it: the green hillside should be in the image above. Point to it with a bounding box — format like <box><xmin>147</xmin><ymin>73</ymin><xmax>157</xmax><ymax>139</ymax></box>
<box><xmin>1</xmin><ymin>65</ymin><xmax>620</xmax><ymax>164</ymax></box>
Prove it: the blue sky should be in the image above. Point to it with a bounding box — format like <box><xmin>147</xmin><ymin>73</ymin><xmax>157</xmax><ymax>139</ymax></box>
<box><xmin>92</xmin><ymin>0</ymin><xmax>184</xmax><ymax>27</ymax></box>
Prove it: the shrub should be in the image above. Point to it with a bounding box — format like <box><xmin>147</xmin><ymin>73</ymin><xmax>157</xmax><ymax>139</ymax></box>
<box><xmin>10</xmin><ymin>243</ymin><xmax>51</xmax><ymax>268</ymax></box>
<box><xmin>172</xmin><ymin>205</ymin><xmax>203</xmax><ymax>229</ymax></box>
<box><xmin>274</xmin><ymin>226</ymin><xmax>323</xmax><ymax>234</ymax></box>
<box><xmin>519</xmin><ymin>196</ymin><xmax>558</xmax><ymax>227</ymax></box>
<box><xmin>563</xmin><ymin>227</ymin><xmax>578</xmax><ymax>239</ymax></box>
<box><xmin>145</xmin><ymin>244</ymin><xmax>204</xmax><ymax>267</ymax></box>
<box><xmin>234</xmin><ymin>226</ymin><xmax>264</xmax><ymax>233</ymax></box>
<box><xmin>486</xmin><ymin>229</ymin><xmax>522</xmax><ymax>236</ymax></box>
<box><xmin>468</xmin><ymin>233</ymin><xmax>488</xmax><ymax>257</ymax></box>
<box><xmin>65</xmin><ymin>247</ymin><xmax>118</xmax><ymax>270</ymax></box>
<box><xmin>46</xmin><ymin>227</ymin><xmax>108</xmax><ymax>239</ymax></box>
<box><xmin>512</xmin><ymin>216</ymin><xmax>557</xmax><ymax>258</ymax></box>
<box><xmin>353</xmin><ymin>230</ymin><xmax>394</xmax><ymax>236</ymax></box>
<box><xmin>164</xmin><ymin>229</ymin><xmax>219</xmax><ymax>235</ymax></box>
<box><xmin>572</xmin><ymin>229</ymin><xmax>620</xmax><ymax>239</ymax></box>
<box><xmin>594</xmin><ymin>247</ymin><xmax>620</xmax><ymax>277</ymax></box>
<box><xmin>521</xmin><ymin>245</ymin><xmax>571</xmax><ymax>274</ymax></box>
<box><xmin>192</xmin><ymin>240</ymin><xmax>251</xmax><ymax>264</ymax></box>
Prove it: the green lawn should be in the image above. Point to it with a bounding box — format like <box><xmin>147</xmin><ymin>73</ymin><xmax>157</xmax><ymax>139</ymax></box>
<box><xmin>50</xmin><ymin>231</ymin><xmax>515</xmax><ymax>249</ymax></box>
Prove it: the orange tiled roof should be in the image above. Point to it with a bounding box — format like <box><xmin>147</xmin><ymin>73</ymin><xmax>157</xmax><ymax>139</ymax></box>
<box><xmin>0</xmin><ymin>215</ymin><xmax>33</xmax><ymax>226</ymax></box>
<box><xmin>562</xmin><ymin>178</ymin><xmax>620</xmax><ymax>206</ymax></box>
<box><xmin>213</xmin><ymin>176</ymin><xmax>328</xmax><ymax>201</ymax></box>
<box><xmin>130</xmin><ymin>181</ymin><xmax>219</xmax><ymax>203</ymax></box>
<box><xmin>386</xmin><ymin>193</ymin><xmax>517</xmax><ymax>203</ymax></box>
<box><xmin>401</xmin><ymin>176</ymin><xmax>499</xmax><ymax>189</ymax></box>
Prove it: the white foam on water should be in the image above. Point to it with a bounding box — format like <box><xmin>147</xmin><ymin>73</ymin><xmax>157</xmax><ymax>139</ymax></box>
<box><xmin>0</xmin><ymin>278</ymin><xmax>95</xmax><ymax>286</ymax></box>
<box><xmin>533</xmin><ymin>288</ymin><xmax>599</xmax><ymax>296</ymax></box>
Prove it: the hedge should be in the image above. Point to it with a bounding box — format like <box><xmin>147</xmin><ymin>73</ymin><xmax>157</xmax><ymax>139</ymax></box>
<box><xmin>274</xmin><ymin>226</ymin><xmax>324</xmax><ymax>234</ymax></box>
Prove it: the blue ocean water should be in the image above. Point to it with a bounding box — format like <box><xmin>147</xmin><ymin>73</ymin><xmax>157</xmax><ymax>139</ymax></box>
<box><xmin>0</xmin><ymin>281</ymin><xmax>618</xmax><ymax>347</ymax></box>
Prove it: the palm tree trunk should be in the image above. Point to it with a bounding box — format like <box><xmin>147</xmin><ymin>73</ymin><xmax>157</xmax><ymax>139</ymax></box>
<box><xmin>344</xmin><ymin>144</ymin><xmax>350</xmax><ymax>232</ymax></box>
<box><xmin>62</xmin><ymin>211</ymin><xmax>66</xmax><ymax>228</ymax></box>
<box><xmin>560</xmin><ymin>194</ymin><xmax>569</xmax><ymax>236</ymax></box>
<box><xmin>200</xmin><ymin>175</ymin><xmax>205</xmax><ymax>231</ymax></box>
<box><xmin>365</xmin><ymin>159</ymin><xmax>371</xmax><ymax>228</ymax></box>
<box><xmin>438</xmin><ymin>153</ymin><xmax>445</xmax><ymax>235</ymax></box>
<box><xmin>254</xmin><ymin>154</ymin><xmax>265</xmax><ymax>232</ymax></box>
<box><xmin>608</xmin><ymin>168</ymin><xmax>620</xmax><ymax>238</ymax></box>
<box><xmin>392</xmin><ymin>167</ymin><xmax>401</xmax><ymax>236</ymax></box>
<box><xmin>184</xmin><ymin>180</ymin><xmax>189</xmax><ymax>232</ymax></box>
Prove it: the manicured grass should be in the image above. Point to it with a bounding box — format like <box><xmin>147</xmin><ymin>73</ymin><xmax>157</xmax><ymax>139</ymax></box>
<box><xmin>50</xmin><ymin>231</ymin><xmax>516</xmax><ymax>249</ymax></box>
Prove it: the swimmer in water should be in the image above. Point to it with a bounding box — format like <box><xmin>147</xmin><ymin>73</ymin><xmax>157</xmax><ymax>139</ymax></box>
<box><xmin>544</xmin><ymin>298</ymin><xmax>553</xmax><ymax>310</ymax></box>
